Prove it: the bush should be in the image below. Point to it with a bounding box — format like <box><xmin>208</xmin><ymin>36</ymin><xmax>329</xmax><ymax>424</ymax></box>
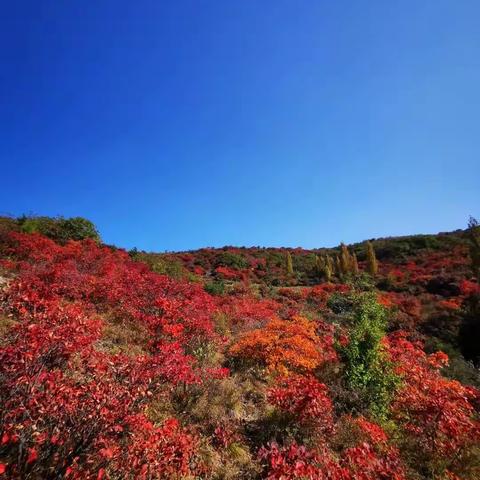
<box><xmin>340</xmin><ymin>293</ymin><xmax>399</xmax><ymax>419</ymax></box>
<box><xmin>205</xmin><ymin>280</ymin><xmax>225</xmax><ymax>296</ymax></box>
<box><xmin>18</xmin><ymin>215</ymin><xmax>100</xmax><ymax>243</ymax></box>
<box><xmin>214</xmin><ymin>251</ymin><xmax>249</xmax><ymax>269</ymax></box>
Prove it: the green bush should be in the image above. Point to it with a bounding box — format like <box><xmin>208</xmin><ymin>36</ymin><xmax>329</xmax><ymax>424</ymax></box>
<box><xmin>18</xmin><ymin>215</ymin><xmax>100</xmax><ymax>243</ymax></box>
<box><xmin>204</xmin><ymin>280</ymin><xmax>225</xmax><ymax>296</ymax></box>
<box><xmin>340</xmin><ymin>293</ymin><xmax>400</xmax><ymax>419</ymax></box>
<box><xmin>214</xmin><ymin>251</ymin><xmax>249</xmax><ymax>269</ymax></box>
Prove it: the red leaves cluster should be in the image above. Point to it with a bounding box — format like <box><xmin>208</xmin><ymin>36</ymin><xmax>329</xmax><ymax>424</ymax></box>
<box><xmin>0</xmin><ymin>232</ymin><xmax>224</xmax><ymax>478</ymax></box>
<box><xmin>3</xmin><ymin>232</ymin><xmax>217</xmax><ymax>350</ymax></box>
<box><xmin>259</xmin><ymin>433</ymin><xmax>405</xmax><ymax>480</ymax></box>
<box><xmin>377</xmin><ymin>292</ymin><xmax>421</xmax><ymax>318</ymax></box>
<box><xmin>215</xmin><ymin>265</ymin><xmax>242</xmax><ymax>280</ymax></box>
<box><xmin>217</xmin><ymin>294</ymin><xmax>281</xmax><ymax>328</ymax></box>
<box><xmin>388</xmin><ymin>332</ymin><xmax>480</xmax><ymax>466</ymax></box>
<box><xmin>100</xmin><ymin>415</ymin><xmax>200</xmax><ymax>479</ymax></box>
<box><xmin>307</xmin><ymin>283</ymin><xmax>350</xmax><ymax>309</ymax></box>
<box><xmin>262</xmin><ymin>380</ymin><xmax>406</xmax><ymax>480</ymax></box>
<box><xmin>268</xmin><ymin>375</ymin><xmax>334</xmax><ymax>435</ymax></box>
<box><xmin>459</xmin><ymin>279</ymin><xmax>480</xmax><ymax>296</ymax></box>
<box><xmin>259</xmin><ymin>442</ymin><xmax>346</xmax><ymax>480</ymax></box>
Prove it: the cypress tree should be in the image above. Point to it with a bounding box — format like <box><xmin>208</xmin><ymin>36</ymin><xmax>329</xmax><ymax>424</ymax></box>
<box><xmin>351</xmin><ymin>252</ymin><xmax>359</xmax><ymax>275</ymax></box>
<box><xmin>315</xmin><ymin>255</ymin><xmax>324</xmax><ymax>279</ymax></box>
<box><xmin>366</xmin><ymin>241</ymin><xmax>378</xmax><ymax>276</ymax></box>
<box><xmin>286</xmin><ymin>251</ymin><xmax>294</xmax><ymax>276</ymax></box>
<box><xmin>340</xmin><ymin>242</ymin><xmax>352</xmax><ymax>275</ymax></box>
<box><xmin>334</xmin><ymin>255</ymin><xmax>342</xmax><ymax>278</ymax></box>
<box><xmin>324</xmin><ymin>255</ymin><xmax>333</xmax><ymax>282</ymax></box>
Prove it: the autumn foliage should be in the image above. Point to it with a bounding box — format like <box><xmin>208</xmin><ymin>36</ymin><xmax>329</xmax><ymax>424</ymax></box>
<box><xmin>267</xmin><ymin>375</ymin><xmax>334</xmax><ymax>435</ymax></box>
<box><xmin>0</xmin><ymin>222</ymin><xmax>479</xmax><ymax>479</ymax></box>
<box><xmin>0</xmin><ymin>232</ymin><xmax>220</xmax><ymax>478</ymax></box>
<box><xmin>229</xmin><ymin>315</ymin><xmax>337</xmax><ymax>375</ymax></box>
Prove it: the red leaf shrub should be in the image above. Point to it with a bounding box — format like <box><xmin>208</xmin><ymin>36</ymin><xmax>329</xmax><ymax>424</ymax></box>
<box><xmin>0</xmin><ymin>232</ymin><xmax>222</xmax><ymax>478</ymax></box>
<box><xmin>388</xmin><ymin>332</ymin><xmax>480</xmax><ymax>476</ymax></box>
<box><xmin>268</xmin><ymin>375</ymin><xmax>334</xmax><ymax>435</ymax></box>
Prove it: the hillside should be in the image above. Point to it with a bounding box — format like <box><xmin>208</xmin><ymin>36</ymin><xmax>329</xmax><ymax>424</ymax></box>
<box><xmin>0</xmin><ymin>216</ymin><xmax>479</xmax><ymax>479</ymax></box>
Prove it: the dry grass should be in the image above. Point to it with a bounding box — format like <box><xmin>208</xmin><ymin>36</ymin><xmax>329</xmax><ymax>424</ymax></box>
<box><xmin>0</xmin><ymin>313</ymin><xmax>17</xmax><ymax>345</ymax></box>
<box><xmin>95</xmin><ymin>312</ymin><xmax>150</xmax><ymax>356</ymax></box>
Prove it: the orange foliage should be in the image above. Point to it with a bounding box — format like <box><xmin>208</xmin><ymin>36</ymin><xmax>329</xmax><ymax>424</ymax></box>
<box><xmin>229</xmin><ymin>315</ymin><xmax>336</xmax><ymax>375</ymax></box>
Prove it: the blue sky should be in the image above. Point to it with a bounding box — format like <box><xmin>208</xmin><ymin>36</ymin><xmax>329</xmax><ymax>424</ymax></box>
<box><xmin>1</xmin><ymin>1</ymin><xmax>479</xmax><ymax>251</ymax></box>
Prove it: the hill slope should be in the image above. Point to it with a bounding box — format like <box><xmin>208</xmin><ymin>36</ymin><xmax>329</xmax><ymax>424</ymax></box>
<box><xmin>0</xmin><ymin>218</ymin><xmax>479</xmax><ymax>479</ymax></box>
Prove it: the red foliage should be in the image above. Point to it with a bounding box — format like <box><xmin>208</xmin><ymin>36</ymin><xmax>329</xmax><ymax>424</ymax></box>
<box><xmin>268</xmin><ymin>375</ymin><xmax>334</xmax><ymax>435</ymax></box>
<box><xmin>0</xmin><ymin>232</ymin><xmax>221</xmax><ymax>478</ymax></box>
<box><xmin>307</xmin><ymin>283</ymin><xmax>350</xmax><ymax>309</ymax></box>
<box><xmin>215</xmin><ymin>265</ymin><xmax>242</xmax><ymax>280</ymax></box>
<box><xmin>259</xmin><ymin>442</ymin><xmax>347</xmax><ymax>480</ymax></box>
<box><xmin>193</xmin><ymin>265</ymin><xmax>205</xmax><ymax>275</ymax></box>
<box><xmin>377</xmin><ymin>292</ymin><xmax>421</xmax><ymax>319</ymax></box>
<box><xmin>342</xmin><ymin>442</ymin><xmax>405</xmax><ymax>480</ymax></box>
<box><xmin>459</xmin><ymin>279</ymin><xmax>480</xmax><ymax>296</ymax></box>
<box><xmin>438</xmin><ymin>298</ymin><xmax>462</xmax><ymax>310</ymax></box>
<box><xmin>353</xmin><ymin>417</ymin><xmax>388</xmax><ymax>444</ymax></box>
<box><xmin>217</xmin><ymin>294</ymin><xmax>280</xmax><ymax>328</ymax></box>
<box><xmin>259</xmin><ymin>434</ymin><xmax>405</xmax><ymax>480</ymax></box>
<box><xmin>388</xmin><ymin>332</ymin><xmax>480</xmax><ymax>463</ymax></box>
<box><xmin>2</xmin><ymin>232</ymin><xmax>218</xmax><ymax>350</ymax></box>
<box><xmin>1</xmin><ymin>229</ymin><xmax>478</xmax><ymax>478</ymax></box>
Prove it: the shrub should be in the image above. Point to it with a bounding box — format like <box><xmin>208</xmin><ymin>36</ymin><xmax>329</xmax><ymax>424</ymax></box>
<box><xmin>229</xmin><ymin>315</ymin><xmax>337</xmax><ymax>375</ymax></box>
<box><xmin>340</xmin><ymin>293</ymin><xmax>399</xmax><ymax>419</ymax></box>
<box><xmin>389</xmin><ymin>332</ymin><xmax>480</xmax><ymax>479</ymax></box>
<box><xmin>267</xmin><ymin>375</ymin><xmax>334</xmax><ymax>436</ymax></box>
<box><xmin>17</xmin><ymin>215</ymin><xmax>100</xmax><ymax>243</ymax></box>
<box><xmin>205</xmin><ymin>280</ymin><xmax>225</xmax><ymax>296</ymax></box>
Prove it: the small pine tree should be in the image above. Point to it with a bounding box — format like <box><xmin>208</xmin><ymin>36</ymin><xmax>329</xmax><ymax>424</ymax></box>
<box><xmin>340</xmin><ymin>243</ymin><xmax>352</xmax><ymax>275</ymax></box>
<box><xmin>366</xmin><ymin>241</ymin><xmax>378</xmax><ymax>276</ymax></box>
<box><xmin>286</xmin><ymin>252</ymin><xmax>294</xmax><ymax>276</ymax></box>
<box><xmin>351</xmin><ymin>252</ymin><xmax>359</xmax><ymax>275</ymax></box>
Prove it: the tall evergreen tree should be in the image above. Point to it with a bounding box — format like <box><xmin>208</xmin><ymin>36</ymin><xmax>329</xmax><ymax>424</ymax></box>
<box><xmin>324</xmin><ymin>255</ymin><xmax>333</xmax><ymax>282</ymax></box>
<box><xmin>286</xmin><ymin>251</ymin><xmax>294</xmax><ymax>276</ymax></box>
<box><xmin>351</xmin><ymin>252</ymin><xmax>359</xmax><ymax>275</ymax></box>
<box><xmin>366</xmin><ymin>241</ymin><xmax>378</xmax><ymax>276</ymax></box>
<box><xmin>315</xmin><ymin>255</ymin><xmax>324</xmax><ymax>279</ymax></box>
<box><xmin>334</xmin><ymin>255</ymin><xmax>342</xmax><ymax>278</ymax></box>
<box><xmin>340</xmin><ymin>243</ymin><xmax>352</xmax><ymax>275</ymax></box>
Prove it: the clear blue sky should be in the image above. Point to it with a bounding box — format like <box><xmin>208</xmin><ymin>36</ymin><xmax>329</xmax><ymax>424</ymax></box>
<box><xmin>1</xmin><ymin>1</ymin><xmax>479</xmax><ymax>251</ymax></box>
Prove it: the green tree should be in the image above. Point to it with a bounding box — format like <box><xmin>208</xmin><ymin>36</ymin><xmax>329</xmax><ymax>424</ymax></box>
<box><xmin>215</xmin><ymin>251</ymin><xmax>249</xmax><ymax>269</ymax></box>
<box><xmin>18</xmin><ymin>215</ymin><xmax>100</xmax><ymax>243</ymax></box>
<box><xmin>341</xmin><ymin>293</ymin><xmax>399</xmax><ymax>419</ymax></box>
<box><xmin>366</xmin><ymin>241</ymin><xmax>378</xmax><ymax>276</ymax></box>
<box><xmin>58</xmin><ymin>217</ymin><xmax>100</xmax><ymax>242</ymax></box>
